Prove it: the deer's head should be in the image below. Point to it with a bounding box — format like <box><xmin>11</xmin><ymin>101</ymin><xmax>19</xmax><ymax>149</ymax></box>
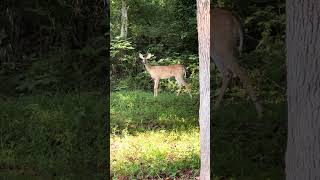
<box><xmin>139</xmin><ymin>53</ymin><xmax>153</xmax><ymax>64</ymax></box>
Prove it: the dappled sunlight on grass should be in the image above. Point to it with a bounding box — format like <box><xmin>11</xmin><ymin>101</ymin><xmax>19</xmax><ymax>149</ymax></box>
<box><xmin>110</xmin><ymin>128</ymin><xmax>200</xmax><ymax>179</ymax></box>
<box><xmin>110</xmin><ymin>91</ymin><xmax>200</xmax><ymax>178</ymax></box>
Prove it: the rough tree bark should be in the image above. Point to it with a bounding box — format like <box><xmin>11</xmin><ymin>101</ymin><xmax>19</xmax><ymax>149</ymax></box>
<box><xmin>286</xmin><ymin>0</ymin><xmax>320</xmax><ymax>179</ymax></box>
<box><xmin>120</xmin><ymin>0</ymin><xmax>128</xmax><ymax>39</ymax></box>
<box><xmin>196</xmin><ymin>0</ymin><xmax>210</xmax><ymax>179</ymax></box>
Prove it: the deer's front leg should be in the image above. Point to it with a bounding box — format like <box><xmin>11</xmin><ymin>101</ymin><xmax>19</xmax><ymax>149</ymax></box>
<box><xmin>153</xmin><ymin>79</ymin><xmax>159</xmax><ymax>97</ymax></box>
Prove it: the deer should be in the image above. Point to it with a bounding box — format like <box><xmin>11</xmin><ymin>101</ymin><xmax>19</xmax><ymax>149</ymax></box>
<box><xmin>211</xmin><ymin>7</ymin><xmax>263</xmax><ymax>118</ymax></box>
<box><xmin>139</xmin><ymin>53</ymin><xmax>192</xmax><ymax>97</ymax></box>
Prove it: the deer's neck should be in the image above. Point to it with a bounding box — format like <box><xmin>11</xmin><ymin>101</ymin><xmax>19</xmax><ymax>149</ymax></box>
<box><xmin>144</xmin><ymin>61</ymin><xmax>153</xmax><ymax>72</ymax></box>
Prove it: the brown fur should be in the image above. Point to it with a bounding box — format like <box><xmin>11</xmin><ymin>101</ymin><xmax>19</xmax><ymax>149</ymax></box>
<box><xmin>145</xmin><ymin>64</ymin><xmax>185</xmax><ymax>79</ymax></box>
<box><xmin>139</xmin><ymin>53</ymin><xmax>191</xmax><ymax>97</ymax></box>
<box><xmin>211</xmin><ymin>8</ymin><xmax>263</xmax><ymax>118</ymax></box>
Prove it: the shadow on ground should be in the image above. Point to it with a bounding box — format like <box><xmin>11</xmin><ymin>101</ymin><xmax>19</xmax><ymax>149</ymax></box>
<box><xmin>212</xmin><ymin>102</ymin><xmax>287</xmax><ymax>180</ymax></box>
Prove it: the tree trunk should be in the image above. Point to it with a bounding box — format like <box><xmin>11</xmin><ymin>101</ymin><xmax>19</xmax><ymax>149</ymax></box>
<box><xmin>286</xmin><ymin>1</ymin><xmax>320</xmax><ymax>179</ymax></box>
<box><xmin>196</xmin><ymin>0</ymin><xmax>210</xmax><ymax>179</ymax></box>
<box><xmin>120</xmin><ymin>0</ymin><xmax>128</xmax><ymax>39</ymax></box>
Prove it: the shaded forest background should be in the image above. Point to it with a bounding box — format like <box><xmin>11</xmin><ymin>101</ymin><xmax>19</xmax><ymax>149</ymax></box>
<box><xmin>0</xmin><ymin>0</ymin><xmax>108</xmax><ymax>95</ymax></box>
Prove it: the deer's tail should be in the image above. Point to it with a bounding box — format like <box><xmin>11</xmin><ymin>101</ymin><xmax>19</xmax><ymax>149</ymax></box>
<box><xmin>233</xmin><ymin>15</ymin><xmax>244</xmax><ymax>56</ymax></box>
<box><xmin>183</xmin><ymin>66</ymin><xmax>187</xmax><ymax>78</ymax></box>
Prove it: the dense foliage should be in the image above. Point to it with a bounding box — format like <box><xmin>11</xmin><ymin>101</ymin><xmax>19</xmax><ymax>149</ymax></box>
<box><xmin>111</xmin><ymin>0</ymin><xmax>286</xmax><ymax>101</ymax></box>
<box><xmin>111</xmin><ymin>0</ymin><xmax>199</xmax><ymax>95</ymax></box>
<box><xmin>0</xmin><ymin>0</ymin><xmax>108</xmax><ymax>95</ymax></box>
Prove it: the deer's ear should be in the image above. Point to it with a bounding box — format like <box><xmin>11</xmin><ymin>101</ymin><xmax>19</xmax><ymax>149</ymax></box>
<box><xmin>146</xmin><ymin>53</ymin><xmax>153</xmax><ymax>59</ymax></box>
<box><xmin>139</xmin><ymin>53</ymin><xmax>144</xmax><ymax>59</ymax></box>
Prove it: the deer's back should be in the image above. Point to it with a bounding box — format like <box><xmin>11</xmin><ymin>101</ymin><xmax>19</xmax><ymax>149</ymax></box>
<box><xmin>150</xmin><ymin>64</ymin><xmax>185</xmax><ymax>79</ymax></box>
<box><xmin>211</xmin><ymin>8</ymin><xmax>240</xmax><ymax>56</ymax></box>
<box><xmin>211</xmin><ymin>8</ymin><xmax>242</xmax><ymax>73</ymax></box>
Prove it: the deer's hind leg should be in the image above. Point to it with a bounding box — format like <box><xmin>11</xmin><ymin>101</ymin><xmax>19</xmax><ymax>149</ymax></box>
<box><xmin>175</xmin><ymin>76</ymin><xmax>192</xmax><ymax>97</ymax></box>
<box><xmin>215</xmin><ymin>71</ymin><xmax>232</xmax><ymax>108</ymax></box>
<box><xmin>175</xmin><ymin>77</ymin><xmax>183</xmax><ymax>96</ymax></box>
<box><xmin>230</xmin><ymin>59</ymin><xmax>263</xmax><ymax>118</ymax></box>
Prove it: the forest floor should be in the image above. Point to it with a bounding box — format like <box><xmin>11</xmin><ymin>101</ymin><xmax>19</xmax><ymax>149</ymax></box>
<box><xmin>111</xmin><ymin>90</ymin><xmax>286</xmax><ymax>180</ymax></box>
